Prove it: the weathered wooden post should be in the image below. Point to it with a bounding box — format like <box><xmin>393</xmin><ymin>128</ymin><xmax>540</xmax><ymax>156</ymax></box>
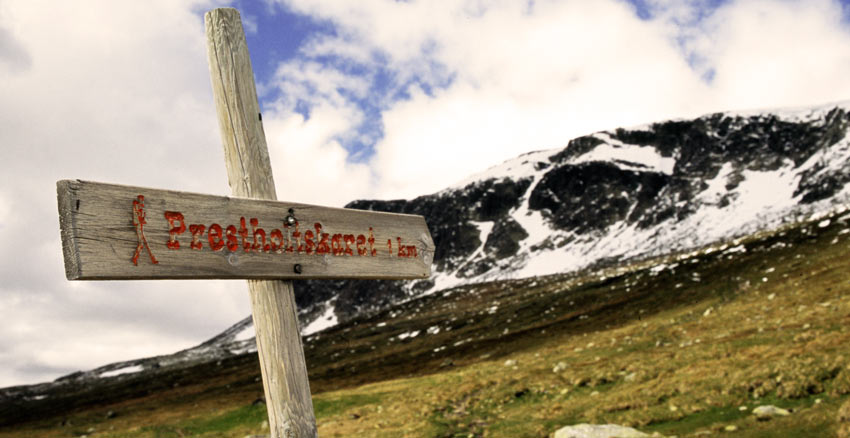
<box><xmin>205</xmin><ymin>8</ymin><xmax>315</xmax><ymax>437</ymax></box>
<box><xmin>56</xmin><ymin>7</ymin><xmax>435</xmax><ymax>438</ymax></box>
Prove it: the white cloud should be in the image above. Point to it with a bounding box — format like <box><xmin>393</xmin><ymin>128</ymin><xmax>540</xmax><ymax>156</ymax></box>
<box><xmin>700</xmin><ymin>0</ymin><xmax>850</xmax><ymax>111</ymax></box>
<box><xmin>266</xmin><ymin>0</ymin><xmax>850</xmax><ymax>199</ymax></box>
<box><xmin>0</xmin><ymin>278</ymin><xmax>248</xmax><ymax>385</ymax></box>
<box><xmin>263</xmin><ymin>104</ymin><xmax>374</xmax><ymax>206</ymax></box>
<box><xmin>268</xmin><ymin>0</ymin><xmax>709</xmax><ymax>197</ymax></box>
<box><xmin>273</xmin><ymin>60</ymin><xmax>372</xmax><ymax>107</ymax></box>
<box><xmin>0</xmin><ymin>0</ymin><xmax>251</xmax><ymax>387</ymax></box>
<box><xmin>299</xmin><ymin>35</ymin><xmax>376</xmax><ymax>67</ymax></box>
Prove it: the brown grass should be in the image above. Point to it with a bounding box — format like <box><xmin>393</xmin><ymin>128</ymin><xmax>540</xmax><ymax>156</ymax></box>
<box><xmin>2</xmin><ymin>210</ymin><xmax>849</xmax><ymax>437</ymax></box>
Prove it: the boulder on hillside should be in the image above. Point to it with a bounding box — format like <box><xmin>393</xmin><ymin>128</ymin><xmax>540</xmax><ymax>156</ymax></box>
<box><xmin>553</xmin><ymin>423</ymin><xmax>657</xmax><ymax>438</ymax></box>
<box><xmin>752</xmin><ymin>405</ymin><xmax>790</xmax><ymax>421</ymax></box>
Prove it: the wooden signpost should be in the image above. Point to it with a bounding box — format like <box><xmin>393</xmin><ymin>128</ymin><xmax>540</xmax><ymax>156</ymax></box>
<box><xmin>57</xmin><ymin>180</ymin><xmax>433</xmax><ymax>280</ymax></box>
<box><xmin>56</xmin><ymin>8</ymin><xmax>434</xmax><ymax>438</ymax></box>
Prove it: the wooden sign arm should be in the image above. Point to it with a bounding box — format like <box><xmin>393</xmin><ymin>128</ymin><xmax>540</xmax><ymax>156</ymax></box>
<box><xmin>55</xmin><ymin>180</ymin><xmax>434</xmax><ymax>281</ymax></box>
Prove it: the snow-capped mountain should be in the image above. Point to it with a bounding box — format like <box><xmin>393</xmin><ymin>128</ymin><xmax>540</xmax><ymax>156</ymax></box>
<box><xmin>7</xmin><ymin>100</ymin><xmax>849</xmax><ymax>391</ymax></box>
<box><xmin>210</xmin><ymin>100</ymin><xmax>850</xmax><ymax>349</ymax></box>
<box><xmin>293</xmin><ymin>100</ymin><xmax>850</xmax><ymax>325</ymax></box>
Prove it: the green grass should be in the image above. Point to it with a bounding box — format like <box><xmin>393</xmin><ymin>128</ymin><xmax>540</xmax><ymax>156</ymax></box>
<box><xmin>314</xmin><ymin>392</ymin><xmax>384</xmax><ymax>418</ymax></box>
<box><xmin>139</xmin><ymin>404</ymin><xmax>268</xmax><ymax>437</ymax></box>
<box><xmin>2</xmin><ymin>210</ymin><xmax>849</xmax><ymax>438</ymax></box>
<box><xmin>645</xmin><ymin>404</ymin><xmax>749</xmax><ymax>433</ymax></box>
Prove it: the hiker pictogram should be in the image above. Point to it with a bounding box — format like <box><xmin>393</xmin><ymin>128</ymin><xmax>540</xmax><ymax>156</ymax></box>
<box><xmin>132</xmin><ymin>195</ymin><xmax>158</xmax><ymax>266</ymax></box>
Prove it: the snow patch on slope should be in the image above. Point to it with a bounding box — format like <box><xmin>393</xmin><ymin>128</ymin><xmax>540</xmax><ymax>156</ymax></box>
<box><xmin>427</xmin><ymin>220</ymin><xmax>495</xmax><ymax>293</ymax></box>
<box><xmin>575</xmin><ymin>133</ymin><xmax>676</xmax><ymax>174</ymax></box>
<box><xmin>99</xmin><ymin>365</ymin><xmax>143</xmax><ymax>378</ymax></box>
<box><xmin>448</xmin><ymin>149</ymin><xmax>557</xmax><ymax>192</ymax></box>
<box><xmin>233</xmin><ymin>322</ymin><xmax>256</xmax><ymax>342</ymax></box>
<box><xmin>697</xmin><ymin>163</ymin><xmax>734</xmax><ymax>205</ymax></box>
<box><xmin>513</xmin><ymin>172</ymin><xmax>556</xmax><ymax>251</ymax></box>
<box><xmin>302</xmin><ymin>303</ymin><xmax>338</xmax><ymax>336</ymax></box>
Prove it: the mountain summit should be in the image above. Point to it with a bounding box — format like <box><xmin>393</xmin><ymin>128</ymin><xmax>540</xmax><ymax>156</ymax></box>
<box><xmin>292</xmin><ymin>100</ymin><xmax>850</xmax><ymax>326</ymax></box>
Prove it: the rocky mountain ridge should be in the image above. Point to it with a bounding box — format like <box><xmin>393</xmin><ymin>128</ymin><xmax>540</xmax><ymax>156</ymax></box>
<box><xmin>297</xmin><ymin>100</ymin><xmax>850</xmax><ymax>322</ymax></box>
<box><xmin>4</xmin><ymin>100</ymin><xmax>850</xmax><ymax>394</ymax></box>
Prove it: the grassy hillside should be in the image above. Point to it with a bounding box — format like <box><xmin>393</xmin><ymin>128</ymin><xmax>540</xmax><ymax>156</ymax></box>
<box><xmin>2</xmin><ymin>208</ymin><xmax>849</xmax><ymax>437</ymax></box>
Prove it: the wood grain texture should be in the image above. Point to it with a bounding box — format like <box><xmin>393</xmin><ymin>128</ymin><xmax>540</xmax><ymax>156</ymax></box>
<box><xmin>56</xmin><ymin>180</ymin><xmax>434</xmax><ymax>281</ymax></box>
<box><xmin>206</xmin><ymin>8</ymin><xmax>316</xmax><ymax>438</ymax></box>
<box><xmin>57</xmin><ymin>181</ymin><xmax>82</xmax><ymax>280</ymax></box>
<box><xmin>206</xmin><ymin>8</ymin><xmax>275</xmax><ymax>201</ymax></box>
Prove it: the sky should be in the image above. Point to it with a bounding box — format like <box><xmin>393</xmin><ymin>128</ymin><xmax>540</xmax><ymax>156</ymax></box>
<box><xmin>0</xmin><ymin>0</ymin><xmax>849</xmax><ymax>388</ymax></box>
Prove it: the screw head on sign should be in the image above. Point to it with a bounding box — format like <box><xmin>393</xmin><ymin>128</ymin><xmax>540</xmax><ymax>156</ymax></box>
<box><xmin>285</xmin><ymin>215</ymin><xmax>296</xmax><ymax>226</ymax></box>
<box><xmin>293</xmin><ymin>264</ymin><xmax>302</xmax><ymax>274</ymax></box>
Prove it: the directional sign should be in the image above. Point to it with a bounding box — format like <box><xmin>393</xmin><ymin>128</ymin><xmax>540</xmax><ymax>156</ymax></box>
<box><xmin>55</xmin><ymin>9</ymin><xmax>430</xmax><ymax>437</ymax></box>
<box><xmin>57</xmin><ymin>179</ymin><xmax>435</xmax><ymax>281</ymax></box>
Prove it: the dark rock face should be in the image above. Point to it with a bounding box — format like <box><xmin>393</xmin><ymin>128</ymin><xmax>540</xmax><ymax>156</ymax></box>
<box><xmin>293</xmin><ymin>177</ymin><xmax>533</xmax><ymax>320</ymax></box>
<box><xmin>528</xmin><ymin>162</ymin><xmax>671</xmax><ymax>233</ymax></box>
<box><xmin>548</xmin><ymin>136</ymin><xmax>604</xmax><ymax>163</ymax></box>
<box><xmin>291</xmin><ymin>104</ymin><xmax>850</xmax><ymax>325</ymax></box>
<box><xmin>485</xmin><ymin>218</ymin><xmax>529</xmax><ymax>260</ymax></box>
<box><xmin>793</xmin><ymin>109</ymin><xmax>850</xmax><ymax>203</ymax></box>
<box><xmin>345</xmin><ymin>177</ymin><xmax>532</xmax><ymax>270</ymax></box>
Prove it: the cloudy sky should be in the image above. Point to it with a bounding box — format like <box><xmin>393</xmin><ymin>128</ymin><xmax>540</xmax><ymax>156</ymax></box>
<box><xmin>0</xmin><ymin>0</ymin><xmax>849</xmax><ymax>388</ymax></box>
